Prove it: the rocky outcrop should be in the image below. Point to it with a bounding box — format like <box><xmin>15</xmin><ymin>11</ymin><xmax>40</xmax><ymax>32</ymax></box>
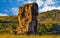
<box><xmin>16</xmin><ymin>2</ymin><xmax>38</xmax><ymax>34</ymax></box>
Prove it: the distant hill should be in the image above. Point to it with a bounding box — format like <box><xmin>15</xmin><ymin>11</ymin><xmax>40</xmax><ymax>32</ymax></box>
<box><xmin>0</xmin><ymin>16</ymin><xmax>18</xmax><ymax>23</ymax></box>
<box><xmin>38</xmin><ymin>9</ymin><xmax>60</xmax><ymax>34</ymax></box>
<box><xmin>0</xmin><ymin>16</ymin><xmax>18</xmax><ymax>35</ymax></box>
<box><xmin>38</xmin><ymin>9</ymin><xmax>60</xmax><ymax>24</ymax></box>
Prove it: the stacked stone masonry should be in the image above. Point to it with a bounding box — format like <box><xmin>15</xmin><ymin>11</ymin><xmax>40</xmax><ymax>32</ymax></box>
<box><xmin>16</xmin><ymin>2</ymin><xmax>38</xmax><ymax>34</ymax></box>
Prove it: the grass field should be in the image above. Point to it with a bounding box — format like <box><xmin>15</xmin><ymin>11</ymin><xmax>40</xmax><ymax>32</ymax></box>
<box><xmin>0</xmin><ymin>35</ymin><xmax>60</xmax><ymax>38</ymax></box>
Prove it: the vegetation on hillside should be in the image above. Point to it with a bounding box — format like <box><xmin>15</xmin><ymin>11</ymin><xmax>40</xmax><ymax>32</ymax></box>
<box><xmin>0</xmin><ymin>16</ymin><xmax>18</xmax><ymax>35</ymax></box>
<box><xmin>38</xmin><ymin>9</ymin><xmax>60</xmax><ymax>35</ymax></box>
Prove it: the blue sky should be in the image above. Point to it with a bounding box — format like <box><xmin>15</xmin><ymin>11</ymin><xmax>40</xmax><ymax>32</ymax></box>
<box><xmin>0</xmin><ymin>0</ymin><xmax>60</xmax><ymax>16</ymax></box>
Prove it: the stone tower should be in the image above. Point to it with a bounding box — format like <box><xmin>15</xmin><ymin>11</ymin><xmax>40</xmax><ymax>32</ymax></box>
<box><xmin>16</xmin><ymin>2</ymin><xmax>38</xmax><ymax>34</ymax></box>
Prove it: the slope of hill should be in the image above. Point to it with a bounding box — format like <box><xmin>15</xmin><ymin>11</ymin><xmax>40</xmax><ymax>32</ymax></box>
<box><xmin>38</xmin><ymin>9</ymin><xmax>60</xmax><ymax>24</ymax></box>
<box><xmin>38</xmin><ymin>9</ymin><xmax>60</xmax><ymax>34</ymax></box>
<box><xmin>0</xmin><ymin>16</ymin><xmax>18</xmax><ymax>35</ymax></box>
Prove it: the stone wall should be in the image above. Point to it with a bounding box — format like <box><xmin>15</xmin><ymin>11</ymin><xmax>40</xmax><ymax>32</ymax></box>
<box><xmin>16</xmin><ymin>2</ymin><xmax>38</xmax><ymax>34</ymax></box>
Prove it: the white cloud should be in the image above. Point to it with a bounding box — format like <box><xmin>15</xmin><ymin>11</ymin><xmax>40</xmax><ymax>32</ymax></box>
<box><xmin>3</xmin><ymin>8</ymin><xmax>18</xmax><ymax>15</ymax></box>
<box><xmin>0</xmin><ymin>13</ymin><xmax>8</xmax><ymax>16</ymax></box>
<box><xmin>11</xmin><ymin>7</ymin><xmax>18</xmax><ymax>15</ymax></box>
<box><xmin>23</xmin><ymin>0</ymin><xmax>60</xmax><ymax>13</ymax></box>
<box><xmin>45</xmin><ymin>0</ymin><xmax>55</xmax><ymax>5</ymax></box>
<box><xmin>43</xmin><ymin>0</ymin><xmax>55</xmax><ymax>7</ymax></box>
<box><xmin>24</xmin><ymin>0</ymin><xmax>43</xmax><ymax>7</ymax></box>
<box><xmin>35</xmin><ymin>0</ymin><xmax>43</xmax><ymax>7</ymax></box>
<box><xmin>39</xmin><ymin>0</ymin><xmax>60</xmax><ymax>12</ymax></box>
<box><xmin>40</xmin><ymin>6</ymin><xmax>60</xmax><ymax>12</ymax></box>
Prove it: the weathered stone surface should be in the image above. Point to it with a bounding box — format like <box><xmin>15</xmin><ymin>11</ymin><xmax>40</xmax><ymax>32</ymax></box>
<box><xmin>16</xmin><ymin>2</ymin><xmax>38</xmax><ymax>34</ymax></box>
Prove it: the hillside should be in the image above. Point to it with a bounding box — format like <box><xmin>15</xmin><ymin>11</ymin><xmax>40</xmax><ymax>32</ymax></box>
<box><xmin>38</xmin><ymin>9</ymin><xmax>60</xmax><ymax>34</ymax></box>
<box><xmin>0</xmin><ymin>16</ymin><xmax>18</xmax><ymax>35</ymax></box>
<box><xmin>0</xmin><ymin>16</ymin><xmax>18</xmax><ymax>23</ymax></box>
<box><xmin>38</xmin><ymin>9</ymin><xmax>60</xmax><ymax>24</ymax></box>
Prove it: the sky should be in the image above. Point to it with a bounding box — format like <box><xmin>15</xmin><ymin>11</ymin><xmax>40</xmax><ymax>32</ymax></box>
<box><xmin>0</xmin><ymin>0</ymin><xmax>60</xmax><ymax>16</ymax></box>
